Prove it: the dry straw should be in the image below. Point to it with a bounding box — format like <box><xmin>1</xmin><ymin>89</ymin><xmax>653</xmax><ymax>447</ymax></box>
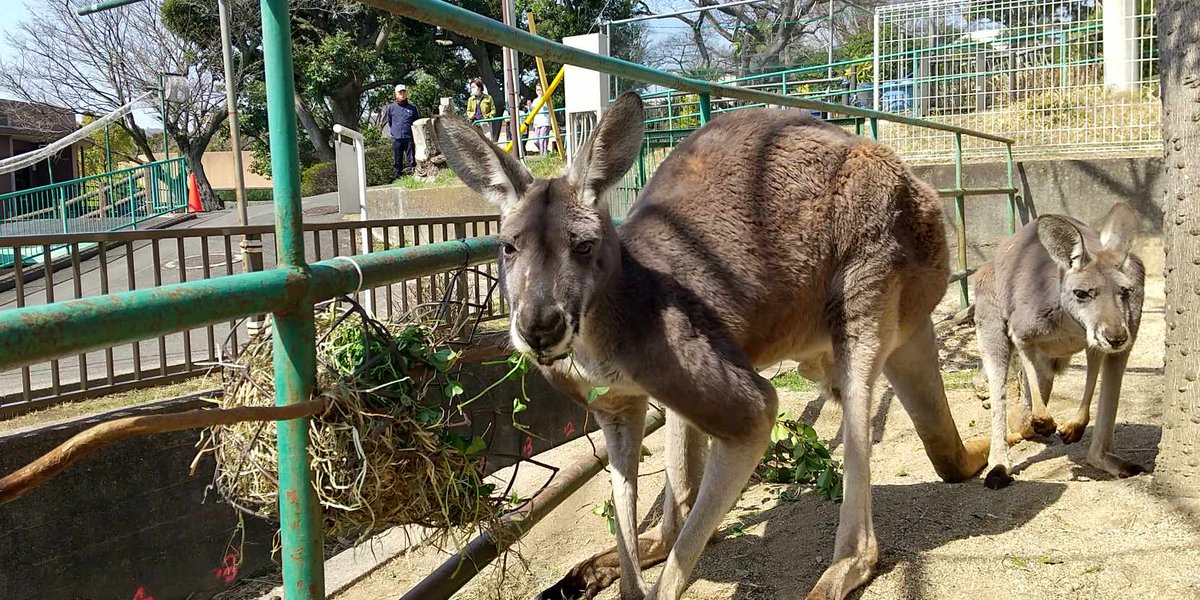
<box><xmin>199</xmin><ymin>296</ymin><xmax>507</xmax><ymax>546</ymax></box>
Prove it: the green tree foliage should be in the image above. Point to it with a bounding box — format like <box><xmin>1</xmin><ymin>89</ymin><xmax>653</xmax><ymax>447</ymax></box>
<box><xmin>79</xmin><ymin>116</ymin><xmax>141</xmax><ymax>177</ymax></box>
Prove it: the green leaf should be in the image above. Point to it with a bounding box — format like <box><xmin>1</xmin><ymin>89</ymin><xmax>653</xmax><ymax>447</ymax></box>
<box><xmin>512</xmin><ymin>396</ymin><xmax>528</xmax><ymax>414</ymax></box>
<box><xmin>427</xmin><ymin>348</ymin><xmax>457</xmax><ymax>372</ymax></box>
<box><xmin>1036</xmin><ymin>555</ymin><xmax>1064</xmax><ymax>565</ymax></box>
<box><xmin>586</xmin><ymin>386</ymin><xmax>610</xmax><ymax>405</ymax></box>
<box><xmin>416</xmin><ymin>406</ymin><xmax>441</xmax><ymax>426</ymax></box>
<box><xmin>442</xmin><ymin>380</ymin><xmax>464</xmax><ymax>399</ymax></box>
<box><xmin>464</xmin><ymin>436</ymin><xmax>487</xmax><ymax>455</ymax></box>
<box><xmin>770</xmin><ymin>423</ymin><xmax>789</xmax><ymax>444</ymax></box>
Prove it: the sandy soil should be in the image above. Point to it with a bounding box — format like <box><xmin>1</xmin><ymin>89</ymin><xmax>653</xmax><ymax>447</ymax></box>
<box><xmin>336</xmin><ymin>252</ymin><xmax>1199</xmax><ymax>600</ymax></box>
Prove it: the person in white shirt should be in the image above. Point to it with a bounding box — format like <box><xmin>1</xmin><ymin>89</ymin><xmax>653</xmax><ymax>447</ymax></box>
<box><xmin>532</xmin><ymin>83</ymin><xmax>553</xmax><ymax>154</ymax></box>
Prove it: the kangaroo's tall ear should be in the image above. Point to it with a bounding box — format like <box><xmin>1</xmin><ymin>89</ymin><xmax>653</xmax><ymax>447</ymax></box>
<box><xmin>568</xmin><ymin>91</ymin><xmax>645</xmax><ymax>206</ymax></box>
<box><xmin>1097</xmin><ymin>202</ymin><xmax>1141</xmax><ymax>261</ymax></box>
<box><xmin>432</xmin><ymin>115</ymin><xmax>532</xmax><ymax>214</ymax></box>
<box><xmin>1037</xmin><ymin>215</ymin><xmax>1089</xmax><ymax>271</ymax></box>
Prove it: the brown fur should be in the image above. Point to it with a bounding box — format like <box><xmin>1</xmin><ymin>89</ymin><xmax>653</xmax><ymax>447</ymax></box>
<box><xmin>434</xmin><ymin>93</ymin><xmax>988</xmax><ymax>600</ymax></box>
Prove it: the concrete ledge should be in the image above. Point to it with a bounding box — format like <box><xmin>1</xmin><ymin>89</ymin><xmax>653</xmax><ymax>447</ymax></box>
<box><xmin>365</xmin><ymin>185</ymin><xmax>498</xmax><ymax>221</ymax></box>
<box><xmin>912</xmin><ymin>155</ymin><xmax>1165</xmax><ymax>265</ymax></box>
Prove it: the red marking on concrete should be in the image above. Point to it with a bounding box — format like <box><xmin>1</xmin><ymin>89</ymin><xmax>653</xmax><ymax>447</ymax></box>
<box><xmin>214</xmin><ymin>550</ymin><xmax>240</xmax><ymax>585</ymax></box>
<box><xmin>522</xmin><ymin>436</ymin><xmax>534</xmax><ymax>457</ymax></box>
<box><xmin>563</xmin><ymin>420</ymin><xmax>576</xmax><ymax>438</ymax></box>
<box><xmin>131</xmin><ymin>586</ymin><xmax>155</xmax><ymax>600</ymax></box>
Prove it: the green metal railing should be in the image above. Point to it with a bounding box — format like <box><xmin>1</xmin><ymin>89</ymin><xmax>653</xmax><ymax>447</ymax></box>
<box><xmin>11</xmin><ymin>1</ymin><xmax>1022</xmax><ymax>598</ymax></box>
<box><xmin>0</xmin><ymin>157</ymin><xmax>189</xmax><ymax>267</ymax></box>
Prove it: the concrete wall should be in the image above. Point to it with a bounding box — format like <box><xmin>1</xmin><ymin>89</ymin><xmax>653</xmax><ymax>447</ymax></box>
<box><xmin>911</xmin><ymin>155</ymin><xmax>1164</xmax><ymax>265</ymax></box>
<box><xmin>365</xmin><ymin>184</ymin><xmax>498</xmax><ymax>221</ymax></box>
<box><xmin>0</xmin><ymin>396</ymin><xmax>277</xmax><ymax>600</ymax></box>
<box><xmin>0</xmin><ymin>359</ymin><xmax>589</xmax><ymax>599</ymax></box>
<box><xmin>201</xmin><ymin>151</ymin><xmax>273</xmax><ymax>190</ymax></box>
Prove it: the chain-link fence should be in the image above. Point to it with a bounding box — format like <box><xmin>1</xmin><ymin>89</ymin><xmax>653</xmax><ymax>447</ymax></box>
<box><xmin>875</xmin><ymin>0</ymin><xmax>1159</xmax><ymax>162</ymax></box>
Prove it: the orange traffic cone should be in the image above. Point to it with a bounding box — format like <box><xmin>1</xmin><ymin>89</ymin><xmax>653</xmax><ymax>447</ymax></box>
<box><xmin>187</xmin><ymin>173</ymin><xmax>203</xmax><ymax>213</ymax></box>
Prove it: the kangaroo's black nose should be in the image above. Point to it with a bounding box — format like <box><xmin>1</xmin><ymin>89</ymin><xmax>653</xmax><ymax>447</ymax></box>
<box><xmin>1105</xmin><ymin>333</ymin><xmax>1128</xmax><ymax>348</ymax></box>
<box><xmin>521</xmin><ymin>310</ymin><xmax>568</xmax><ymax>354</ymax></box>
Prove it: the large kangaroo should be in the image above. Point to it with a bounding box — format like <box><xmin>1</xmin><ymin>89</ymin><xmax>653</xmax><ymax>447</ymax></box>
<box><xmin>433</xmin><ymin>92</ymin><xmax>988</xmax><ymax>600</ymax></box>
<box><xmin>974</xmin><ymin>204</ymin><xmax>1146</xmax><ymax>489</ymax></box>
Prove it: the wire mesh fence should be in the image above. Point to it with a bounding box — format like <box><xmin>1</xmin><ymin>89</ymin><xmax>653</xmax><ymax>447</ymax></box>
<box><xmin>875</xmin><ymin>0</ymin><xmax>1159</xmax><ymax>162</ymax></box>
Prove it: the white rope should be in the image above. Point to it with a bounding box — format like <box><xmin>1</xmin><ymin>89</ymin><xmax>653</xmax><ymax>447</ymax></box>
<box><xmin>0</xmin><ymin>91</ymin><xmax>156</xmax><ymax>176</ymax></box>
<box><xmin>329</xmin><ymin>255</ymin><xmax>365</xmax><ymax>293</ymax></box>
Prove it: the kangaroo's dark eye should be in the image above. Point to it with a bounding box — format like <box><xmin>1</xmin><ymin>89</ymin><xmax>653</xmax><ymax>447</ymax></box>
<box><xmin>1120</xmin><ymin>287</ymin><xmax>1132</xmax><ymax>301</ymax></box>
<box><xmin>573</xmin><ymin>240</ymin><xmax>595</xmax><ymax>255</ymax></box>
<box><xmin>1073</xmin><ymin>289</ymin><xmax>1092</xmax><ymax>301</ymax></box>
<box><xmin>502</xmin><ymin>243</ymin><xmax>518</xmax><ymax>257</ymax></box>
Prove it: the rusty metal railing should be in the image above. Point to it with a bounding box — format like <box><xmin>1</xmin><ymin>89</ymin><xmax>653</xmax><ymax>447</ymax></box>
<box><xmin>0</xmin><ymin>215</ymin><xmax>504</xmax><ymax>418</ymax></box>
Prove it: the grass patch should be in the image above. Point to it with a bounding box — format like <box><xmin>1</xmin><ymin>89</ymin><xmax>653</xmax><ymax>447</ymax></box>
<box><xmin>771</xmin><ymin>370</ymin><xmax>819</xmax><ymax>392</ymax></box>
<box><xmin>394</xmin><ymin>167</ymin><xmax>462</xmax><ymax>189</ymax></box>
<box><xmin>942</xmin><ymin>369</ymin><xmax>977</xmax><ymax>390</ymax></box>
<box><xmin>0</xmin><ymin>375</ymin><xmax>220</xmax><ymax>434</ymax></box>
<box><xmin>394</xmin><ymin>155</ymin><xmax>565</xmax><ymax>189</ymax></box>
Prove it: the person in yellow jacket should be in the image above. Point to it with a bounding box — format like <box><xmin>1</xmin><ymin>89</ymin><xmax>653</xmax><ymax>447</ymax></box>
<box><xmin>465</xmin><ymin>78</ymin><xmax>497</xmax><ymax>140</ymax></box>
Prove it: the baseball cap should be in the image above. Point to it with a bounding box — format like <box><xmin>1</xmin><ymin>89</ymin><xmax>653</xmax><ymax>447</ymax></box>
<box><xmin>394</xmin><ymin>84</ymin><xmax>407</xmax><ymax>92</ymax></box>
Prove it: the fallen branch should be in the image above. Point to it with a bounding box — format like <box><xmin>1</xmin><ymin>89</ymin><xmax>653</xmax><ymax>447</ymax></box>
<box><xmin>0</xmin><ymin>399</ymin><xmax>330</xmax><ymax>505</ymax></box>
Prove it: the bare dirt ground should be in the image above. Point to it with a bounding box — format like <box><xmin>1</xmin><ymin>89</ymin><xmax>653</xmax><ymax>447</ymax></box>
<box><xmin>337</xmin><ymin>242</ymin><xmax>1199</xmax><ymax>600</ymax></box>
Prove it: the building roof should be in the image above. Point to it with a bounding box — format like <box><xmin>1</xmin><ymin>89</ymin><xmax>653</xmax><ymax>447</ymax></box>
<box><xmin>0</xmin><ymin>99</ymin><xmax>79</xmax><ymax>143</ymax></box>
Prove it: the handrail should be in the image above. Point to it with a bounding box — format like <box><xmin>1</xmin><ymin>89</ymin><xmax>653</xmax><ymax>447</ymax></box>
<box><xmin>361</xmin><ymin>0</ymin><xmax>1013</xmax><ymax>145</ymax></box>
<box><xmin>0</xmin><ymin>157</ymin><xmax>186</xmax><ymax>201</ymax></box>
<box><xmin>0</xmin><ymin>234</ymin><xmax>502</xmax><ymax>372</ymax></box>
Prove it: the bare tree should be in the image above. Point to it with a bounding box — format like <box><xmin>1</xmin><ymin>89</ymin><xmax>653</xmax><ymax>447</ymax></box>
<box><xmin>0</xmin><ymin>0</ymin><xmax>252</xmax><ymax>209</ymax></box>
<box><xmin>1155</xmin><ymin>0</ymin><xmax>1200</xmax><ymax>508</ymax></box>
<box><xmin>659</xmin><ymin>0</ymin><xmax>882</xmax><ymax>76</ymax></box>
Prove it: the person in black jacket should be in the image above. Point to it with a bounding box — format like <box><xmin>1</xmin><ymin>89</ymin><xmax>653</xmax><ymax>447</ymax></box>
<box><xmin>385</xmin><ymin>84</ymin><xmax>420</xmax><ymax>178</ymax></box>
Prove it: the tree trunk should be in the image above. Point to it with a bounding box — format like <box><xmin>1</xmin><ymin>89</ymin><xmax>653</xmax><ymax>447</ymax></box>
<box><xmin>329</xmin><ymin>88</ymin><xmax>363</xmax><ymax>133</ymax></box>
<box><xmin>296</xmin><ymin>90</ymin><xmax>334</xmax><ymax>162</ymax></box>
<box><xmin>1156</xmin><ymin>0</ymin><xmax>1200</xmax><ymax>505</ymax></box>
<box><xmin>183</xmin><ymin>148</ymin><xmax>224</xmax><ymax>211</ymax></box>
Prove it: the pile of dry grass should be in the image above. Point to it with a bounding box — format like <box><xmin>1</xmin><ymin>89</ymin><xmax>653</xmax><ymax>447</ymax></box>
<box><xmin>199</xmin><ymin>299</ymin><xmax>505</xmax><ymax>543</ymax></box>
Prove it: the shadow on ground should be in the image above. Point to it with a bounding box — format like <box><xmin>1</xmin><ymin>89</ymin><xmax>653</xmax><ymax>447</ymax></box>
<box><xmin>691</xmin><ymin>479</ymin><xmax>1068</xmax><ymax>599</ymax></box>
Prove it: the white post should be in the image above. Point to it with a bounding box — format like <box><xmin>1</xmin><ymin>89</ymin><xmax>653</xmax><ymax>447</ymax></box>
<box><xmin>332</xmin><ymin>124</ymin><xmax>375</xmax><ymax>315</ymax></box>
<box><xmin>563</xmin><ymin>33</ymin><xmax>610</xmax><ymax>166</ymax></box>
<box><xmin>872</xmin><ymin>7</ymin><xmax>881</xmax><ymax>112</ymax></box>
<box><xmin>1103</xmin><ymin>0</ymin><xmax>1137</xmax><ymax>91</ymax></box>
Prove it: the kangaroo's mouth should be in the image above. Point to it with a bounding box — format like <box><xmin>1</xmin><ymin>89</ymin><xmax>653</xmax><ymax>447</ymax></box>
<box><xmin>535</xmin><ymin>351</ymin><xmax>570</xmax><ymax>366</ymax></box>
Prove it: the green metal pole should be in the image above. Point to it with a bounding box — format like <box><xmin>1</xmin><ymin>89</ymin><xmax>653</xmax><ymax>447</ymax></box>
<box><xmin>869</xmin><ymin>117</ymin><xmax>878</xmax><ymax>140</ymax></box>
<box><xmin>104</xmin><ymin>123</ymin><xmax>113</xmax><ymax>172</ymax></box>
<box><xmin>698</xmin><ymin>93</ymin><xmax>711</xmax><ymax>125</ymax></box>
<box><xmin>104</xmin><ymin>123</ymin><xmax>114</xmax><ymax>214</ymax></box>
<box><xmin>260</xmin><ymin>0</ymin><xmax>323</xmax><ymax>596</ymax></box>
<box><xmin>953</xmin><ymin>133</ymin><xmax>968</xmax><ymax>308</ymax></box>
<box><xmin>1059</xmin><ymin>33</ymin><xmax>1067</xmax><ymax>89</ymax></box>
<box><xmin>76</xmin><ymin>0</ymin><xmax>144</xmax><ymax>16</ymax></box>
<box><xmin>1005</xmin><ymin>142</ymin><xmax>1017</xmax><ymax>235</ymax></box>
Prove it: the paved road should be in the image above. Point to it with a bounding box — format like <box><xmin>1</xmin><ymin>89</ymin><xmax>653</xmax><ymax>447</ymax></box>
<box><xmin>0</xmin><ymin>192</ymin><xmax>352</xmax><ymax>405</ymax></box>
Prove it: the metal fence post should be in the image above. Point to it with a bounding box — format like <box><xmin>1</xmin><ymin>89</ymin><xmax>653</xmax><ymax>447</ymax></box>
<box><xmin>260</xmin><ymin>0</ymin><xmax>323</xmax><ymax>597</ymax></box>
<box><xmin>953</xmin><ymin>133</ymin><xmax>968</xmax><ymax>308</ymax></box>
<box><xmin>57</xmin><ymin>187</ymin><xmax>68</xmax><ymax>234</ymax></box>
<box><xmin>698</xmin><ymin>93</ymin><xmax>711</xmax><ymax>125</ymax></box>
<box><xmin>126</xmin><ymin>172</ymin><xmax>137</xmax><ymax>230</ymax></box>
<box><xmin>1005</xmin><ymin>143</ymin><xmax>1018</xmax><ymax>235</ymax></box>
